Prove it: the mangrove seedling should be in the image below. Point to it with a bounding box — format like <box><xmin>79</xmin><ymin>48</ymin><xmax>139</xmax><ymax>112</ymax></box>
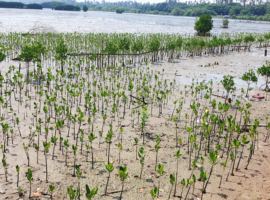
<box><xmin>168</xmin><ymin>173</ymin><xmax>175</xmax><ymax>200</ymax></box>
<box><xmin>184</xmin><ymin>176</ymin><xmax>195</xmax><ymax>200</ymax></box>
<box><xmin>241</xmin><ymin>69</ymin><xmax>257</xmax><ymax>97</ymax></box>
<box><xmin>236</xmin><ymin>136</ymin><xmax>249</xmax><ymax>171</ymax></box>
<box><xmin>141</xmin><ymin>105</ymin><xmax>148</xmax><ymax>145</ymax></box>
<box><xmin>221</xmin><ymin>75</ymin><xmax>236</xmax><ymax>104</ymax></box>
<box><xmin>49</xmin><ymin>184</ymin><xmax>54</xmax><ymax>200</ymax></box>
<box><xmin>134</xmin><ymin>138</ymin><xmax>138</xmax><ymax>160</ymax></box>
<box><xmin>173</xmin><ymin>116</ymin><xmax>179</xmax><ymax>147</ymax></box>
<box><xmin>200</xmin><ymin>169</ymin><xmax>207</xmax><ymax>199</ymax></box>
<box><xmin>118</xmin><ymin>142</ymin><xmax>122</xmax><ymax>164</ymax></box>
<box><xmin>51</xmin><ymin>136</ymin><xmax>58</xmax><ymax>160</ymax></box>
<box><xmin>2</xmin><ymin>154</ymin><xmax>8</xmax><ymax>182</ymax></box>
<box><xmin>18</xmin><ymin>186</ymin><xmax>23</xmax><ymax>197</ymax></box>
<box><xmin>174</xmin><ymin>150</ymin><xmax>181</xmax><ymax>197</ymax></box>
<box><xmin>231</xmin><ymin>139</ymin><xmax>240</xmax><ymax>175</ymax></box>
<box><xmin>23</xmin><ymin>143</ymin><xmax>30</xmax><ymax>166</ymax></box>
<box><xmin>150</xmin><ymin>187</ymin><xmax>158</xmax><ymax>200</ymax></box>
<box><xmin>203</xmin><ymin>151</ymin><xmax>218</xmax><ymax>193</ymax></box>
<box><xmin>16</xmin><ymin>165</ymin><xmax>20</xmax><ymax>187</ymax></box>
<box><xmin>154</xmin><ymin>143</ymin><xmax>160</xmax><ymax>171</ymax></box>
<box><xmin>34</xmin><ymin>143</ymin><xmax>39</xmax><ymax>164</ymax></box>
<box><xmin>88</xmin><ymin>133</ymin><xmax>96</xmax><ymax>169</ymax></box>
<box><xmin>104</xmin><ymin>163</ymin><xmax>114</xmax><ymax>196</ymax></box>
<box><xmin>64</xmin><ymin>139</ymin><xmax>69</xmax><ymax>166</ymax></box>
<box><xmin>219</xmin><ymin>161</ymin><xmax>226</xmax><ymax>188</ymax></box>
<box><xmin>227</xmin><ymin>151</ymin><xmax>235</xmax><ymax>181</ymax></box>
<box><xmin>72</xmin><ymin>145</ymin><xmax>78</xmax><ymax>177</ymax></box>
<box><xmin>245</xmin><ymin>143</ymin><xmax>254</xmax><ymax>170</ymax></box>
<box><xmin>138</xmin><ymin>147</ymin><xmax>145</xmax><ymax>179</ymax></box>
<box><xmin>118</xmin><ymin>165</ymin><xmax>128</xmax><ymax>200</ymax></box>
<box><xmin>105</xmin><ymin>129</ymin><xmax>113</xmax><ymax>164</ymax></box>
<box><xmin>67</xmin><ymin>187</ymin><xmax>79</xmax><ymax>200</ymax></box>
<box><xmin>85</xmin><ymin>184</ymin><xmax>98</xmax><ymax>200</ymax></box>
<box><xmin>157</xmin><ymin>163</ymin><xmax>164</xmax><ymax>197</ymax></box>
<box><xmin>180</xmin><ymin>178</ymin><xmax>186</xmax><ymax>198</ymax></box>
<box><xmin>43</xmin><ymin>141</ymin><xmax>51</xmax><ymax>182</ymax></box>
<box><xmin>27</xmin><ymin>168</ymin><xmax>32</xmax><ymax>198</ymax></box>
<box><xmin>75</xmin><ymin>165</ymin><xmax>82</xmax><ymax>199</ymax></box>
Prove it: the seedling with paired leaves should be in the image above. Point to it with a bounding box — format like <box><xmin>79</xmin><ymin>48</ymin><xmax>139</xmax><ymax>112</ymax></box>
<box><xmin>72</xmin><ymin>145</ymin><xmax>78</xmax><ymax>177</ymax></box>
<box><xmin>49</xmin><ymin>184</ymin><xmax>54</xmax><ymax>200</ymax></box>
<box><xmin>85</xmin><ymin>184</ymin><xmax>98</xmax><ymax>200</ymax></box>
<box><xmin>134</xmin><ymin>138</ymin><xmax>139</xmax><ymax>160</ymax></box>
<box><xmin>2</xmin><ymin>154</ymin><xmax>8</xmax><ymax>182</ymax></box>
<box><xmin>150</xmin><ymin>187</ymin><xmax>158</xmax><ymax>200</ymax></box>
<box><xmin>23</xmin><ymin>143</ymin><xmax>30</xmax><ymax>166</ymax></box>
<box><xmin>154</xmin><ymin>136</ymin><xmax>161</xmax><ymax>171</ymax></box>
<box><xmin>157</xmin><ymin>163</ymin><xmax>164</xmax><ymax>197</ymax></box>
<box><xmin>106</xmin><ymin>129</ymin><xmax>113</xmax><ymax>164</ymax></box>
<box><xmin>64</xmin><ymin>139</ymin><xmax>69</xmax><ymax>166</ymax></box>
<box><xmin>43</xmin><ymin>141</ymin><xmax>51</xmax><ymax>182</ymax></box>
<box><xmin>88</xmin><ymin>133</ymin><xmax>96</xmax><ymax>169</ymax></box>
<box><xmin>138</xmin><ymin>147</ymin><xmax>145</xmax><ymax>179</ymax></box>
<box><xmin>16</xmin><ymin>165</ymin><xmax>20</xmax><ymax>187</ymax></box>
<box><xmin>104</xmin><ymin>163</ymin><xmax>114</xmax><ymax>196</ymax></box>
<box><xmin>203</xmin><ymin>151</ymin><xmax>219</xmax><ymax>193</ymax></box>
<box><xmin>27</xmin><ymin>168</ymin><xmax>32</xmax><ymax>198</ymax></box>
<box><xmin>174</xmin><ymin>150</ymin><xmax>181</xmax><ymax>197</ymax></box>
<box><xmin>168</xmin><ymin>173</ymin><xmax>175</xmax><ymax>200</ymax></box>
<box><xmin>67</xmin><ymin>187</ymin><xmax>79</xmax><ymax>200</ymax></box>
<box><xmin>118</xmin><ymin>166</ymin><xmax>128</xmax><ymax>200</ymax></box>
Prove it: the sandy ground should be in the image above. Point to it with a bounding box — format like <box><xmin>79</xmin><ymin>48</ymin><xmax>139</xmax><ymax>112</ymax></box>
<box><xmin>0</xmin><ymin>47</ymin><xmax>269</xmax><ymax>200</ymax></box>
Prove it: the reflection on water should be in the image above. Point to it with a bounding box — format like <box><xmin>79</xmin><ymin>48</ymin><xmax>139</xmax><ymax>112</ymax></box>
<box><xmin>0</xmin><ymin>8</ymin><xmax>270</xmax><ymax>34</ymax></box>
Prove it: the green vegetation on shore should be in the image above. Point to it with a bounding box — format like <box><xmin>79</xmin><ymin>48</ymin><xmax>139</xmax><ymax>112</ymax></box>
<box><xmin>41</xmin><ymin>1</ymin><xmax>80</xmax><ymax>11</ymax></box>
<box><xmin>194</xmin><ymin>14</ymin><xmax>213</xmax><ymax>36</ymax></box>
<box><xmin>1</xmin><ymin>32</ymin><xmax>269</xmax><ymax>62</ymax></box>
<box><xmin>0</xmin><ymin>1</ymin><xmax>43</xmax><ymax>9</ymax></box>
<box><xmin>41</xmin><ymin>1</ymin><xmax>66</xmax><ymax>8</ymax></box>
<box><xmin>85</xmin><ymin>2</ymin><xmax>270</xmax><ymax>21</ymax></box>
<box><xmin>116</xmin><ymin>8</ymin><xmax>124</xmax><ymax>14</ymax></box>
<box><xmin>2</xmin><ymin>0</ymin><xmax>270</xmax><ymax>21</ymax></box>
<box><xmin>54</xmin><ymin>4</ymin><xmax>80</xmax><ymax>11</ymax></box>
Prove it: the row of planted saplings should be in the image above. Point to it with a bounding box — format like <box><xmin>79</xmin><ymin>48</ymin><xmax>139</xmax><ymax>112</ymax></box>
<box><xmin>1</xmin><ymin>31</ymin><xmax>270</xmax><ymax>76</ymax></box>
<box><xmin>2</xmin><ymin>100</ymin><xmax>265</xmax><ymax>200</ymax></box>
<box><xmin>1</xmin><ymin>54</ymin><xmax>269</xmax><ymax>199</ymax></box>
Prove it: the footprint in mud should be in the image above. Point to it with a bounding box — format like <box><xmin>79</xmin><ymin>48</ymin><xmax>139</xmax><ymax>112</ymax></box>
<box><xmin>146</xmin><ymin>179</ymin><xmax>154</xmax><ymax>183</ymax></box>
<box><xmin>218</xmin><ymin>193</ymin><xmax>228</xmax><ymax>198</ymax></box>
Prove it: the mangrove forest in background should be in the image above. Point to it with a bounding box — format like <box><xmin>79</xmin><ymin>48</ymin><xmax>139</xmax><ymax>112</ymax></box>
<box><xmin>1</xmin><ymin>0</ymin><xmax>270</xmax><ymax>20</ymax></box>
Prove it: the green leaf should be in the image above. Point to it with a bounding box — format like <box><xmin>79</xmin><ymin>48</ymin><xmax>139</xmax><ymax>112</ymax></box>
<box><xmin>170</xmin><ymin>174</ymin><xmax>175</xmax><ymax>184</ymax></box>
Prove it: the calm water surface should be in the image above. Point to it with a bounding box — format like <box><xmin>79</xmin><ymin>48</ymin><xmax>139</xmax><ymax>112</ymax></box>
<box><xmin>0</xmin><ymin>8</ymin><xmax>270</xmax><ymax>34</ymax></box>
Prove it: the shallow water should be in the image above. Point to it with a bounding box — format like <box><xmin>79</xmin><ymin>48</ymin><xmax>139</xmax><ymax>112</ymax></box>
<box><xmin>0</xmin><ymin>8</ymin><xmax>270</xmax><ymax>34</ymax></box>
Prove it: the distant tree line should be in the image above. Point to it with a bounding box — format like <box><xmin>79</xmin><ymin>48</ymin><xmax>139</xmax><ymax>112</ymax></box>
<box><xmin>40</xmin><ymin>1</ymin><xmax>80</xmax><ymax>11</ymax></box>
<box><xmin>84</xmin><ymin>2</ymin><xmax>270</xmax><ymax>21</ymax></box>
<box><xmin>27</xmin><ymin>3</ymin><xmax>43</xmax><ymax>9</ymax></box>
<box><xmin>0</xmin><ymin>1</ymin><xmax>79</xmax><ymax>11</ymax></box>
<box><xmin>1</xmin><ymin>0</ymin><xmax>270</xmax><ymax>21</ymax></box>
<box><xmin>54</xmin><ymin>4</ymin><xmax>80</xmax><ymax>11</ymax></box>
<box><xmin>41</xmin><ymin>1</ymin><xmax>66</xmax><ymax>8</ymax></box>
<box><xmin>0</xmin><ymin>1</ymin><xmax>42</xmax><ymax>9</ymax></box>
<box><xmin>116</xmin><ymin>8</ymin><xmax>124</xmax><ymax>14</ymax></box>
